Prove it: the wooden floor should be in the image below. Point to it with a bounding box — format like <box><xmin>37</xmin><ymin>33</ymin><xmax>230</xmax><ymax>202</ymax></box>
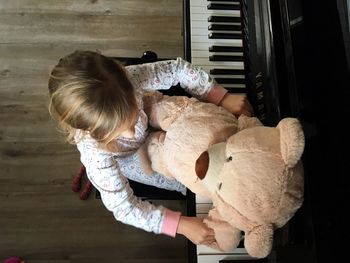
<box><xmin>0</xmin><ymin>1</ymin><xmax>188</xmax><ymax>262</ymax></box>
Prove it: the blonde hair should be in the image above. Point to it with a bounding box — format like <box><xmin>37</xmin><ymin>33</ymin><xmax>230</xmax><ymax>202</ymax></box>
<box><xmin>48</xmin><ymin>50</ymin><xmax>138</xmax><ymax>151</ymax></box>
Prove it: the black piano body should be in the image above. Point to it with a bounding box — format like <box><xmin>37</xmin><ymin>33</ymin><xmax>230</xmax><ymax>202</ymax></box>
<box><xmin>184</xmin><ymin>0</ymin><xmax>349</xmax><ymax>262</ymax></box>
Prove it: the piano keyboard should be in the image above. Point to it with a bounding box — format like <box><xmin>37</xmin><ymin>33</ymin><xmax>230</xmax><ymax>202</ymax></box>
<box><xmin>185</xmin><ymin>0</ymin><xmax>271</xmax><ymax>262</ymax></box>
<box><xmin>188</xmin><ymin>0</ymin><xmax>247</xmax><ymax>94</ymax></box>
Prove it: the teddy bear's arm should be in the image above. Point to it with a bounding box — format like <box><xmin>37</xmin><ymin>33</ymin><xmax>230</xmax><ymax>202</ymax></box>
<box><xmin>143</xmin><ymin>131</ymin><xmax>176</xmax><ymax>180</ymax></box>
<box><xmin>237</xmin><ymin>115</ymin><xmax>263</xmax><ymax>131</ymax></box>
<box><xmin>143</xmin><ymin>93</ymin><xmax>192</xmax><ymax>131</ymax></box>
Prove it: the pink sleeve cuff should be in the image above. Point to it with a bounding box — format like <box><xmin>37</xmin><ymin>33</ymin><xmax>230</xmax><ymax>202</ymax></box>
<box><xmin>161</xmin><ymin>209</ymin><xmax>182</xmax><ymax>237</ymax></box>
<box><xmin>206</xmin><ymin>84</ymin><xmax>228</xmax><ymax>105</ymax></box>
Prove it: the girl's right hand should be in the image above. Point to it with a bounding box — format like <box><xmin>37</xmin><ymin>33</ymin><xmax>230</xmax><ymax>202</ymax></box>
<box><xmin>176</xmin><ymin>216</ymin><xmax>216</xmax><ymax>245</ymax></box>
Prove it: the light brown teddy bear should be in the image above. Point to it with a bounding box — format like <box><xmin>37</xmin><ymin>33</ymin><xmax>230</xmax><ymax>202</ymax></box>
<box><xmin>141</xmin><ymin>91</ymin><xmax>304</xmax><ymax>258</ymax></box>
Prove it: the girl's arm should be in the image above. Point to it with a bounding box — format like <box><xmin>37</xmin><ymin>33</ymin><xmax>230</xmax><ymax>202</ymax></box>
<box><xmin>177</xmin><ymin>216</ymin><xmax>216</xmax><ymax>245</ymax></box>
<box><xmin>76</xmin><ymin>138</ymin><xmax>181</xmax><ymax>237</ymax></box>
<box><xmin>125</xmin><ymin>57</ymin><xmax>252</xmax><ymax>116</ymax></box>
<box><xmin>76</xmin><ymin>139</ymin><xmax>217</xmax><ymax>244</ymax></box>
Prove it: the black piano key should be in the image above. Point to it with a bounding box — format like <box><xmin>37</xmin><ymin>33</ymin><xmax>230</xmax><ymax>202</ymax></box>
<box><xmin>209</xmin><ymin>45</ymin><xmax>243</xmax><ymax>52</ymax></box>
<box><xmin>207</xmin><ymin>3</ymin><xmax>240</xmax><ymax>10</ymax></box>
<box><xmin>210</xmin><ymin>68</ymin><xmax>245</xmax><ymax>75</ymax></box>
<box><xmin>209</xmin><ymin>32</ymin><xmax>242</xmax><ymax>39</ymax></box>
<box><xmin>214</xmin><ymin>78</ymin><xmax>245</xmax><ymax>84</ymax></box>
<box><xmin>209</xmin><ymin>55</ymin><xmax>244</xmax><ymax>62</ymax></box>
<box><xmin>208</xmin><ymin>16</ymin><xmax>241</xmax><ymax>23</ymax></box>
<box><xmin>208</xmin><ymin>24</ymin><xmax>241</xmax><ymax>31</ymax></box>
<box><xmin>225</xmin><ymin>87</ymin><xmax>246</xmax><ymax>94</ymax></box>
<box><xmin>238</xmin><ymin>235</ymin><xmax>245</xmax><ymax>247</ymax></box>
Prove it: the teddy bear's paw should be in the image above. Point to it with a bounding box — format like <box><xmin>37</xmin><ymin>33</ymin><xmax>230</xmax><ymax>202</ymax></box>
<box><xmin>215</xmin><ymin>228</ymin><xmax>241</xmax><ymax>252</ymax></box>
<box><xmin>146</xmin><ymin>132</ymin><xmax>165</xmax><ymax>156</ymax></box>
<box><xmin>204</xmin><ymin>208</ymin><xmax>242</xmax><ymax>252</ymax></box>
<box><xmin>244</xmin><ymin>224</ymin><xmax>273</xmax><ymax>258</ymax></box>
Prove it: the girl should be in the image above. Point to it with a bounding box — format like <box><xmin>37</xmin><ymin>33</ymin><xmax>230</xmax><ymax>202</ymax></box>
<box><xmin>48</xmin><ymin>50</ymin><xmax>252</xmax><ymax>245</ymax></box>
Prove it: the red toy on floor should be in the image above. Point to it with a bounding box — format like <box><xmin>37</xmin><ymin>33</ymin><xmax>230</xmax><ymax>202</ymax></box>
<box><xmin>4</xmin><ymin>257</ymin><xmax>24</xmax><ymax>263</ymax></box>
<box><xmin>72</xmin><ymin>164</ymin><xmax>93</xmax><ymax>200</ymax></box>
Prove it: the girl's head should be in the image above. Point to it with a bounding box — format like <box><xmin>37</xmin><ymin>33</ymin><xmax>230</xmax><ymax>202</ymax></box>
<box><xmin>48</xmin><ymin>50</ymin><xmax>138</xmax><ymax>150</ymax></box>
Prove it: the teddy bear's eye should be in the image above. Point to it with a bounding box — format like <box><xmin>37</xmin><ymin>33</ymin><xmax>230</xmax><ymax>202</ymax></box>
<box><xmin>226</xmin><ymin>156</ymin><xmax>233</xmax><ymax>162</ymax></box>
<box><xmin>217</xmin><ymin>182</ymin><xmax>222</xmax><ymax>190</ymax></box>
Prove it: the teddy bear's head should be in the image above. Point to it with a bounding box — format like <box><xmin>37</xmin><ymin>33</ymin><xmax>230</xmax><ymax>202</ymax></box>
<box><xmin>195</xmin><ymin>117</ymin><xmax>305</xmax><ymax>258</ymax></box>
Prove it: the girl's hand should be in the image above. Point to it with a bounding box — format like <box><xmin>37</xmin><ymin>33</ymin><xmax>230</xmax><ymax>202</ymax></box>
<box><xmin>219</xmin><ymin>93</ymin><xmax>253</xmax><ymax>117</ymax></box>
<box><xmin>177</xmin><ymin>216</ymin><xmax>216</xmax><ymax>245</ymax></box>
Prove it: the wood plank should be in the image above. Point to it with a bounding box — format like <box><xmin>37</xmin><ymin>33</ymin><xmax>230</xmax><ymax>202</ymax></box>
<box><xmin>0</xmin><ymin>142</ymin><xmax>78</xmax><ymax>174</ymax></box>
<box><xmin>0</xmin><ymin>43</ymin><xmax>182</xmax><ymax>143</ymax></box>
<box><xmin>0</xmin><ymin>13</ymin><xmax>182</xmax><ymax>44</ymax></box>
<box><xmin>0</xmin><ymin>43</ymin><xmax>183</xmax><ymax>95</ymax></box>
<box><xmin>0</xmin><ymin>114</ymin><xmax>65</xmax><ymax>143</ymax></box>
<box><xmin>0</xmin><ymin>0</ymin><xmax>182</xmax><ymax>16</ymax></box>
<box><xmin>0</xmin><ymin>0</ymin><xmax>186</xmax><ymax>261</ymax></box>
<box><xmin>0</xmin><ymin>188</ymin><xmax>187</xmax><ymax>261</ymax></box>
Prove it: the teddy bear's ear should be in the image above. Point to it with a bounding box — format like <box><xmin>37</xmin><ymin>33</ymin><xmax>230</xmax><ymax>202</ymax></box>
<box><xmin>277</xmin><ymin>118</ymin><xmax>305</xmax><ymax>167</ymax></box>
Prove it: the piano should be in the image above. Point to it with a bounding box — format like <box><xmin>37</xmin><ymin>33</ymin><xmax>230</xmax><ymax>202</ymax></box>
<box><xmin>184</xmin><ymin>0</ymin><xmax>349</xmax><ymax>262</ymax></box>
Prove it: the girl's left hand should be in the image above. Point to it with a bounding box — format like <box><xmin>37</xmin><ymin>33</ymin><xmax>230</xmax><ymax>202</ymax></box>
<box><xmin>219</xmin><ymin>93</ymin><xmax>253</xmax><ymax>117</ymax></box>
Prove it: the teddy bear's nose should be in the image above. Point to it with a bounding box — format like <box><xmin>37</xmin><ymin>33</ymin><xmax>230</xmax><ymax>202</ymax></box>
<box><xmin>226</xmin><ymin>156</ymin><xmax>233</xmax><ymax>162</ymax></box>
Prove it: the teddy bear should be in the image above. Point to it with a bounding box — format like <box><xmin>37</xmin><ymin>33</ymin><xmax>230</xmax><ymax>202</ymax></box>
<box><xmin>140</xmin><ymin>91</ymin><xmax>304</xmax><ymax>258</ymax></box>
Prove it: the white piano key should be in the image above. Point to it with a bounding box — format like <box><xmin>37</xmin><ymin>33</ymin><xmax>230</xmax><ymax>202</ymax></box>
<box><xmin>192</xmin><ymin>35</ymin><xmax>242</xmax><ymax>44</ymax></box>
<box><xmin>190</xmin><ymin>0</ymin><xmax>240</xmax><ymax>6</ymax></box>
<box><xmin>196</xmin><ymin>203</ymin><xmax>213</xmax><ymax>214</ymax></box>
<box><xmin>197</xmin><ymin>245</ymin><xmax>248</xmax><ymax>255</ymax></box>
<box><xmin>191</xmin><ymin>13</ymin><xmax>239</xmax><ymax>21</ymax></box>
<box><xmin>191</xmin><ymin>41</ymin><xmax>243</xmax><ymax>51</ymax></box>
<box><xmin>191</xmin><ymin>27</ymin><xmax>241</xmax><ymax>36</ymax></box>
<box><xmin>192</xmin><ymin>23</ymin><xmax>241</xmax><ymax>33</ymax></box>
<box><xmin>190</xmin><ymin>27</ymin><xmax>212</xmax><ymax>36</ymax></box>
<box><xmin>197</xmin><ymin>254</ymin><xmax>252</xmax><ymax>263</ymax></box>
<box><xmin>190</xmin><ymin>6</ymin><xmax>241</xmax><ymax>17</ymax></box>
<box><xmin>192</xmin><ymin>21</ymin><xmax>240</xmax><ymax>28</ymax></box>
<box><xmin>192</xmin><ymin>50</ymin><xmax>243</xmax><ymax>57</ymax></box>
<box><xmin>222</xmin><ymin>83</ymin><xmax>246</xmax><ymax>88</ymax></box>
<box><xmin>191</xmin><ymin>57</ymin><xmax>244</xmax><ymax>67</ymax></box>
<box><xmin>191</xmin><ymin>20</ymin><xmax>209</xmax><ymax>29</ymax></box>
<box><xmin>195</xmin><ymin>194</ymin><xmax>212</xmax><ymax>204</ymax></box>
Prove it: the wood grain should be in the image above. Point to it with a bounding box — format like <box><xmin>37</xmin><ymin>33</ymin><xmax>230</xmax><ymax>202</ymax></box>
<box><xmin>0</xmin><ymin>1</ymin><xmax>187</xmax><ymax>262</ymax></box>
